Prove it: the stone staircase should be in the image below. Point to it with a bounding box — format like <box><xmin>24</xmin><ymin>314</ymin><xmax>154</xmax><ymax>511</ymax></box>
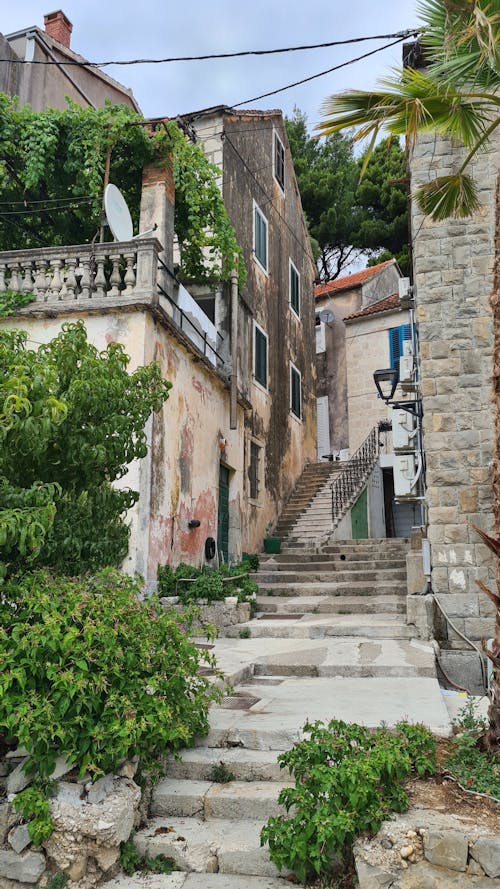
<box><xmin>110</xmin><ymin>538</ymin><xmax>451</xmax><ymax>889</ymax></box>
<box><xmin>274</xmin><ymin>460</ymin><xmax>341</xmax><ymax>539</ymax></box>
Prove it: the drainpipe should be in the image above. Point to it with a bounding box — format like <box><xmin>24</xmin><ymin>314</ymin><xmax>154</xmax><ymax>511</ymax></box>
<box><xmin>230</xmin><ymin>262</ymin><xmax>238</xmax><ymax>430</ymax></box>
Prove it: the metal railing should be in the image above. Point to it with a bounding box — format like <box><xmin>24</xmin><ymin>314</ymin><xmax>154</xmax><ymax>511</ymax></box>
<box><xmin>330</xmin><ymin>426</ymin><xmax>379</xmax><ymax>527</ymax></box>
<box><xmin>157</xmin><ymin>261</ymin><xmax>225</xmax><ymax>366</ymax></box>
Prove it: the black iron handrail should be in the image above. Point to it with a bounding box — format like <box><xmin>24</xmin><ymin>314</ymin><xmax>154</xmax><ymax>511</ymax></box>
<box><xmin>157</xmin><ymin>280</ymin><xmax>225</xmax><ymax>364</ymax></box>
<box><xmin>330</xmin><ymin>426</ymin><xmax>379</xmax><ymax>526</ymax></box>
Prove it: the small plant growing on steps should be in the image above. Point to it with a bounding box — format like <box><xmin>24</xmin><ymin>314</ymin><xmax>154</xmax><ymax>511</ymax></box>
<box><xmin>239</xmin><ymin>627</ymin><xmax>251</xmax><ymax>639</ymax></box>
<box><xmin>210</xmin><ymin>761</ymin><xmax>236</xmax><ymax>783</ymax></box>
<box><xmin>120</xmin><ymin>839</ymin><xmax>176</xmax><ymax>875</ymax></box>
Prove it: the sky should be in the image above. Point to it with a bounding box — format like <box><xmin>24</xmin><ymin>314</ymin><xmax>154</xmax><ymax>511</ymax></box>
<box><xmin>2</xmin><ymin>1</ymin><xmax>419</xmax><ymax>129</ymax></box>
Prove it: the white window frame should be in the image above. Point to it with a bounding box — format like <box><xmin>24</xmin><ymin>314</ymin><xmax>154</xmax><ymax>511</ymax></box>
<box><xmin>315</xmin><ymin>316</ymin><xmax>326</xmax><ymax>353</ymax></box>
<box><xmin>253</xmin><ymin>200</ymin><xmax>269</xmax><ymax>274</ymax></box>
<box><xmin>289</xmin><ymin>258</ymin><xmax>300</xmax><ymax>319</ymax></box>
<box><xmin>273</xmin><ymin>129</ymin><xmax>285</xmax><ymax>193</ymax></box>
<box><xmin>290</xmin><ymin>362</ymin><xmax>302</xmax><ymax>420</ymax></box>
<box><xmin>253</xmin><ymin>320</ymin><xmax>269</xmax><ymax>392</ymax></box>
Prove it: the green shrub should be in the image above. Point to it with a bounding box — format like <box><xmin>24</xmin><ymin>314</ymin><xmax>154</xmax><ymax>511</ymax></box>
<box><xmin>446</xmin><ymin>697</ymin><xmax>500</xmax><ymax>797</ymax></box>
<box><xmin>0</xmin><ymin>569</ymin><xmax>222</xmax><ymax>780</ymax></box>
<box><xmin>120</xmin><ymin>839</ymin><xmax>176</xmax><ymax>876</ymax></box>
<box><xmin>157</xmin><ymin>561</ymin><xmax>257</xmax><ymax>605</ymax></box>
<box><xmin>12</xmin><ymin>783</ymin><xmax>53</xmax><ymax>844</ymax></box>
<box><xmin>260</xmin><ymin>719</ymin><xmax>436</xmax><ymax>884</ymax></box>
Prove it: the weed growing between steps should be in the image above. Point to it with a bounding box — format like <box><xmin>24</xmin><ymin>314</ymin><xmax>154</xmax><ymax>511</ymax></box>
<box><xmin>260</xmin><ymin>719</ymin><xmax>437</xmax><ymax>884</ymax></box>
<box><xmin>210</xmin><ymin>761</ymin><xmax>236</xmax><ymax>783</ymax></box>
<box><xmin>157</xmin><ymin>561</ymin><xmax>258</xmax><ymax>605</ymax></box>
<box><xmin>119</xmin><ymin>839</ymin><xmax>176</xmax><ymax>875</ymax></box>
<box><xmin>445</xmin><ymin>698</ymin><xmax>500</xmax><ymax>798</ymax></box>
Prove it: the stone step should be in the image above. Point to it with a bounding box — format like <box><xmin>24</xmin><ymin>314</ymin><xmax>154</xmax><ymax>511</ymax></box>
<box><xmin>261</xmin><ymin>553</ymin><xmax>407</xmax><ymax>565</ymax></box>
<box><xmin>151</xmin><ymin>778</ymin><xmax>291</xmax><ymax>821</ymax></box>
<box><xmin>133</xmin><ymin>817</ymin><xmax>283</xmax><ymax>878</ymax></box>
<box><xmin>257</xmin><ymin>594</ymin><xmax>406</xmax><ymax>614</ymax></box>
<box><xmin>254</xmin><ymin>568</ymin><xmax>407</xmax><ymax>583</ymax></box>
<box><xmin>105</xmin><ymin>873</ymin><xmax>300</xmax><ymax>889</ymax></box>
<box><xmin>163</xmin><ymin>748</ymin><xmax>288</xmax><ymax>783</ymax></box>
<box><xmin>224</xmin><ymin>614</ymin><xmax>414</xmax><ymax>640</ymax></box>
<box><xmin>256</xmin><ymin>580</ymin><xmax>405</xmax><ymax>596</ymax></box>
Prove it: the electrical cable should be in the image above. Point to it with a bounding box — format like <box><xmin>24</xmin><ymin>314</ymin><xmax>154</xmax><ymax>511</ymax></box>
<box><xmin>433</xmin><ymin>593</ymin><xmax>489</xmax><ymax>692</ymax></box>
<box><xmin>0</xmin><ymin>30</ymin><xmax>419</xmax><ymax>67</ymax></box>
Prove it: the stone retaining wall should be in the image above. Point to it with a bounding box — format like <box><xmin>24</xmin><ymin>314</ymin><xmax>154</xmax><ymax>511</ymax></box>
<box><xmin>160</xmin><ymin>597</ymin><xmax>251</xmax><ymax>633</ymax></box>
<box><xmin>354</xmin><ymin>809</ymin><xmax>500</xmax><ymax>887</ymax></box>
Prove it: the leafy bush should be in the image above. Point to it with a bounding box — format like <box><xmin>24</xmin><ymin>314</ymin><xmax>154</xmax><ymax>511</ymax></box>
<box><xmin>157</xmin><ymin>561</ymin><xmax>257</xmax><ymax>605</ymax></box>
<box><xmin>446</xmin><ymin>697</ymin><xmax>500</xmax><ymax>797</ymax></box>
<box><xmin>0</xmin><ymin>569</ymin><xmax>222</xmax><ymax>779</ymax></box>
<box><xmin>120</xmin><ymin>839</ymin><xmax>175</xmax><ymax>876</ymax></box>
<box><xmin>12</xmin><ymin>783</ymin><xmax>53</xmax><ymax>844</ymax></box>
<box><xmin>242</xmin><ymin>552</ymin><xmax>260</xmax><ymax>572</ymax></box>
<box><xmin>260</xmin><ymin>719</ymin><xmax>436</xmax><ymax>884</ymax></box>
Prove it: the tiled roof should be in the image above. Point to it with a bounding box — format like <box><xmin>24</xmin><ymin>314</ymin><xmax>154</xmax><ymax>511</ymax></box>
<box><xmin>314</xmin><ymin>260</ymin><xmax>395</xmax><ymax>299</ymax></box>
<box><xmin>344</xmin><ymin>292</ymin><xmax>401</xmax><ymax>321</ymax></box>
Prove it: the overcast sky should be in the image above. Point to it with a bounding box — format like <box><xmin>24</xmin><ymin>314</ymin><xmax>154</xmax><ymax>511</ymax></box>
<box><xmin>3</xmin><ymin>1</ymin><xmax>419</xmax><ymax>128</ymax></box>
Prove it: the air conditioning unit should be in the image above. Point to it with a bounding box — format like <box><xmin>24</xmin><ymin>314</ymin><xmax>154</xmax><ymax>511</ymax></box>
<box><xmin>398</xmin><ymin>277</ymin><xmax>414</xmax><ymax>308</ymax></box>
<box><xmin>392</xmin><ymin>408</ymin><xmax>416</xmax><ymax>452</ymax></box>
<box><xmin>394</xmin><ymin>454</ymin><xmax>420</xmax><ymax>498</ymax></box>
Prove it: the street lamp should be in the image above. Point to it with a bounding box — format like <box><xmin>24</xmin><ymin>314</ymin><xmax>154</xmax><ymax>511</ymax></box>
<box><xmin>373</xmin><ymin>368</ymin><xmax>422</xmax><ymax>418</ymax></box>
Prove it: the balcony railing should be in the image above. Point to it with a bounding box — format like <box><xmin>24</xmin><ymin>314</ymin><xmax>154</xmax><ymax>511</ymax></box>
<box><xmin>0</xmin><ymin>238</ymin><xmax>161</xmax><ymax>303</ymax></box>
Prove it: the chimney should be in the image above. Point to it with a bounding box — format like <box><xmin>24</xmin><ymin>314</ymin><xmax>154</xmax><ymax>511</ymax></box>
<box><xmin>43</xmin><ymin>10</ymin><xmax>73</xmax><ymax>48</ymax></box>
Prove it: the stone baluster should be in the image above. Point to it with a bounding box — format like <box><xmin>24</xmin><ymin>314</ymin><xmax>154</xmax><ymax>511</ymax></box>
<box><xmin>22</xmin><ymin>261</ymin><xmax>34</xmax><ymax>294</ymax></box>
<box><xmin>78</xmin><ymin>257</ymin><xmax>91</xmax><ymax>299</ymax></box>
<box><xmin>108</xmin><ymin>253</ymin><xmax>122</xmax><ymax>297</ymax></box>
<box><xmin>65</xmin><ymin>256</ymin><xmax>78</xmax><ymax>299</ymax></box>
<box><xmin>0</xmin><ymin>263</ymin><xmax>6</xmax><ymax>293</ymax></box>
<box><xmin>8</xmin><ymin>263</ymin><xmax>21</xmax><ymax>294</ymax></box>
<box><xmin>48</xmin><ymin>259</ymin><xmax>63</xmax><ymax>301</ymax></box>
<box><xmin>123</xmin><ymin>251</ymin><xmax>136</xmax><ymax>296</ymax></box>
<box><xmin>34</xmin><ymin>260</ymin><xmax>48</xmax><ymax>302</ymax></box>
<box><xmin>94</xmin><ymin>257</ymin><xmax>107</xmax><ymax>298</ymax></box>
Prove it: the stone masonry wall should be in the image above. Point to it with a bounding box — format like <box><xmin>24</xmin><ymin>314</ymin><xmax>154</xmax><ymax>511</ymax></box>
<box><xmin>409</xmin><ymin>132</ymin><xmax>498</xmax><ymax>645</ymax></box>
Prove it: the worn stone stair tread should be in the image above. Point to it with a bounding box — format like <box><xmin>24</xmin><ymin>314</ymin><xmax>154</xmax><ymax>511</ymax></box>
<box><xmin>224</xmin><ymin>617</ymin><xmax>414</xmax><ymax>640</ymax></box>
<box><xmin>133</xmin><ymin>817</ymin><xmax>283</xmax><ymax>877</ymax></box>
<box><xmin>104</xmin><ymin>875</ymin><xmax>301</xmax><ymax>889</ymax></box>
<box><xmin>256</xmin><ymin>594</ymin><xmax>406</xmax><ymax>614</ymax></box>
<box><xmin>255</xmin><ymin>581</ymin><xmax>404</xmax><ymax>596</ymax></box>
<box><xmin>163</xmin><ymin>747</ymin><xmax>288</xmax><ymax>782</ymax></box>
<box><xmin>151</xmin><ymin>778</ymin><xmax>292</xmax><ymax>820</ymax></box>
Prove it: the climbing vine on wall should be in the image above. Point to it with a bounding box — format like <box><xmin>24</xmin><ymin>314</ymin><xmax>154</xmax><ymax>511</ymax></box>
<box><xmin>0</xmin><ymin>94</ymin><xmax>245</xmax><ymax>287</ymax></box>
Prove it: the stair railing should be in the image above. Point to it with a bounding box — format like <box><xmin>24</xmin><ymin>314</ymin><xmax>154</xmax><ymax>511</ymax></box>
<box><xmin>330</xmin><ymin>426</ymin><xmax>379</xmax><ymax>529</ymax></box>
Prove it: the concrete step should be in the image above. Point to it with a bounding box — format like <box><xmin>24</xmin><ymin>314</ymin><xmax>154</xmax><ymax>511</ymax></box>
<box><xmin>224</xmin><ymin>613</ymin><xmax>414</xmax><ymax>640</ymax></box>
<box><xmin>257</xmin><ymin>594</ymin><xmax>406</xmax><ymax>614</ymax></box>
<box><xmin>256</xmin><ymin>580</ymin><xmax>405</xmax><ymax>596</ymax></box>
<box><xmin>151</xmin><ymin>778</ymin><xmax>291</xmax><ymax>821</ymax></box>
<box><xmin>164</xmin><ymin>747</ymin><xmax>288</xmax><ymax>783</ymax></box>
<box><xmin>105</xmin><ymin>873</ymin><xmax>300</xmax><ymax>889</ymax></box>
<box><xmin>254</xmin><ymin>568</ymin><xmax>407</xmax><ymax>583</ymax></box>
<box><xmin>261</xmin><ymin>553</ymin><xmax>407</xmax><ymax>566</ymax></box>
<box><xmin>133</xmin><ymin>817</ymin><xmax>283</xmax><ymax>878</ymax></box>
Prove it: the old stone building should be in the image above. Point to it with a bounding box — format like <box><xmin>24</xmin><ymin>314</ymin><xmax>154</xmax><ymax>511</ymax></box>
<box><xmin>409</xmin><ymin>113</ymin><xmax>497</xmax><ymax>686</ymax></box>
<box><xmin>0</xmin><ymin>9</ymin><xmax>139</xmax><ymax>111</ymax></box>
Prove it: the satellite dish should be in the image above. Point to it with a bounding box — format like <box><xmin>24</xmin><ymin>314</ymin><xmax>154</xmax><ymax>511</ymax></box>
<box><xmin>319</xmin><ymin>308</ymin><xmax>334</xmax><ymax>324</ymax></box>
<box><xmin>104</xmin><ymin>184</ymin><xmax>133</xmax><ymax>242</ymax></box>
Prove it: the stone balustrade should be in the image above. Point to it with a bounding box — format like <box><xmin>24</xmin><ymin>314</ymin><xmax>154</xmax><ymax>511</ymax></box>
<box><xmin>0</xmin><ymin>238</ymin><xmax>162</xmax><ymax>304</ymax></box>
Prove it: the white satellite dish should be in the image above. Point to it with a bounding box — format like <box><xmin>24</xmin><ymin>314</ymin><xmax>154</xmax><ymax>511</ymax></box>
<box><xmin>319</xmin><ymin>308</ymin><xmax>334</xmax><ymax>324</ymax></box>
<box><xmin>104</xmin><ymin>183</ymin><xmax>133</xmax><ymax>242</ymax></box>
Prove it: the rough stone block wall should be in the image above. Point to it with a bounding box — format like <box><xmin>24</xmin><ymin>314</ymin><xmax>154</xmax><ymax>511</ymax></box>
<box><xmin>410</xmin><ymin>131</ymin><xmax>497</xmax><ymax>643</ymax></box>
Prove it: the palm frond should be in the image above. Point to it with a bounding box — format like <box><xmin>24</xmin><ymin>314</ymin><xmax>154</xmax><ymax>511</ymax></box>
<box><xmin>415</xmin><ymin>172</ymin><xmax>480</xmax><ymax>220</ymax></box>
<box><xmin>418</xmin><ymin>0</ymin><xmax>500</xmax><ymax>79</ymax></box>
<box><xmin>472</xmin><ymin>523</ymin><xmax>500</xmax><ymax>557</ymax></box>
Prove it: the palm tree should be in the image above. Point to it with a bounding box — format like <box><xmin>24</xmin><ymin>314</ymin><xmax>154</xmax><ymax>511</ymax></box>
<box><xmin>317</xmin><ymin>0</ymin><xmax>500</xmax><ymax>752</ymax></box>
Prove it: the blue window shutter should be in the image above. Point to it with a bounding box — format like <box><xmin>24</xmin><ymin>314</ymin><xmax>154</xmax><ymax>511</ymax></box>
<box><xmin>389</xmin><ymin>324</ymin><xmax>412</xmax><ymax>379</ymax></box>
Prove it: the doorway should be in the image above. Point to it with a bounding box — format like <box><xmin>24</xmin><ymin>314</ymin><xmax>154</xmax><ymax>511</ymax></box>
<box><xmin>217</xmin><ymin>465</ymin><xmax>230</xmax><ymax>562</ymax></box>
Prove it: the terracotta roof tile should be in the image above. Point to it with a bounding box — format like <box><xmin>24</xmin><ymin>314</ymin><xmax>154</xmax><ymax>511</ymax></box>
<box><xmin>314</xmin><ymin>260</ymin><xmax>395</xmax><ymax>299</ymax></box>
<box><xmin>344</xmin><ymin>292</ymin><xmax>401</xmax><ymax>321</ymax></box>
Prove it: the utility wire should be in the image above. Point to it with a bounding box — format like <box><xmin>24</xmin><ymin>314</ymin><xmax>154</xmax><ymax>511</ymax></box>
<box><xmin>0</xmin><ymin>30</ymin><xmax>418</xmax><ymax>67</ymax></box>
<box><xmin>233</xmin><ymin>34</ymin><xmax>412</xmax><ymax>107</ymax></box>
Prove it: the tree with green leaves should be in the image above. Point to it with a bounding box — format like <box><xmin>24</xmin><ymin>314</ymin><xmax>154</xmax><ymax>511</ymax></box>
<box><xmin>284</xmin><ymin>108</ymin><xmax>408</xmax><ymax>279</ymax></box>
<box><xmin>0</xmin><ymin>320</ymin><xmax>171</xmax><ymax>576</ymax></box>
<box><xmin>318</xmin><ymin>0</ymin><xmax>500</xmax><ymax>753</ymax></box>
<box><xmin>0</xmin><ymin>94</ymin><xmax>245</xmax><ymax>287</ymax></box>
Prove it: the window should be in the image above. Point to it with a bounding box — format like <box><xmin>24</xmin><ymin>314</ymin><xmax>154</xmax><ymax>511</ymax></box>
<box><xmin>315</xmin><ymin>315</ymin><xmax>326</xmax><ymax>353</ymax></box>
<box><xmin>389</xmin><ymin>324</ymin><xmax>411</xmax><ymax>378</ymax></box>
<box><xmin>254</xmin><ymin>323</ymin><xmax>268</xmax><ymax>389</ymax></box>
<box><xmin>290</xmin><ymin>364</ymin><xmax>302</xmax><ymax>419</ymax></box>
<box><xmin>253</xmin><ymin>202</ymin><xmax>268</xmax><ymax>272</ymax></box>
<box><xmin>248</xmin><ymin>440</ymin><xmax>261</xmax><ymax>500</ymax></box>
<box><xmin>289</xmin><ymin>260</ymin><xmax>300</xmax><ymax>317</ymax></box>
<box><xmin>274</xmin><ymin>132</ymin><xmax>285</xmax><ymax>191</ymax></box>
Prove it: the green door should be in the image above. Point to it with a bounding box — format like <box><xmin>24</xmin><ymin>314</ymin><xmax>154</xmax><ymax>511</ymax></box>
<box><xmin>351</xmin><ymin>487</ymin><xmax>368</xmax><ymax>539</ymax></box>
<box><xmin>217</xmin><ymin>465</ymin><xmax>230</xmax><ymax>563</ymax></box>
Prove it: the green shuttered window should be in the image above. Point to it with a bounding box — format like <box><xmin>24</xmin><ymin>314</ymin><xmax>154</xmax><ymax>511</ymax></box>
<box><xmin>254</xmin><ymin>203</ymin><xmax>268</xmax><ymax>272</ymax></box>
<box><xmin>291</xmin><ymin>364</ymin><xmax>301</xmax><ymax>418</ymax></box>
<box><xmin>254</xmin><ymin>324</ymin><xmax>268</xmax><ymax>388</ymax></box>
<box><xmin>290</xmin><ymin>260</ymin><xmax>300</xmax><ymax>317</ymax></box>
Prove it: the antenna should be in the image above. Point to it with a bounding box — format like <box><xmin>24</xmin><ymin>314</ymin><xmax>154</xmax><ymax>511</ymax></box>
<box><xmin>319</xmin><ymin>308</ymin><xmax>334</xmax><ymax>324</ymax></box>
<box><xmin>104</xmin><ymin>184</ymin><xmax>133</xmax><ymax>242</ymax></box>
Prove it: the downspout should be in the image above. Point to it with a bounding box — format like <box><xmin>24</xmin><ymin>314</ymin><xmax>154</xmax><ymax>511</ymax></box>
<box><xmin>230</xmin><ymin>262</ymin><xmax>238</xmax><ymax>430</ymax></box>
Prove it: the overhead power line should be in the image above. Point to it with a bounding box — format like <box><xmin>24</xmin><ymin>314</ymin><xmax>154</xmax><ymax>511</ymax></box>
<box><xmin>0</xmin><ymin>29</ymin><xmax>419</xmax><ymax>67</ymax></box>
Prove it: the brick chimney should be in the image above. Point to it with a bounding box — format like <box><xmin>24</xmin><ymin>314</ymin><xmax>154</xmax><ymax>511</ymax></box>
<box><xmin>43</xmin><ymin>10</ymin><xmax>73</xmax><ymax>48</ymax></box>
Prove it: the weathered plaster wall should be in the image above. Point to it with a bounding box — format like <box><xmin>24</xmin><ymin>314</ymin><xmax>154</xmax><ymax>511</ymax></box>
<box><xmin>410</xmin><ymin>131</ymin><xmax>497</xmax><ymax>644</ymax></box>
<box><xmin>199</xmin><ymin>111</ymin><xmax>317</xmax><ymax>546</ymax></box>
<box><xmin>345</xmin><ymin>308</ymin><xmax>406</xmax><ymax>451</ymax></box>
